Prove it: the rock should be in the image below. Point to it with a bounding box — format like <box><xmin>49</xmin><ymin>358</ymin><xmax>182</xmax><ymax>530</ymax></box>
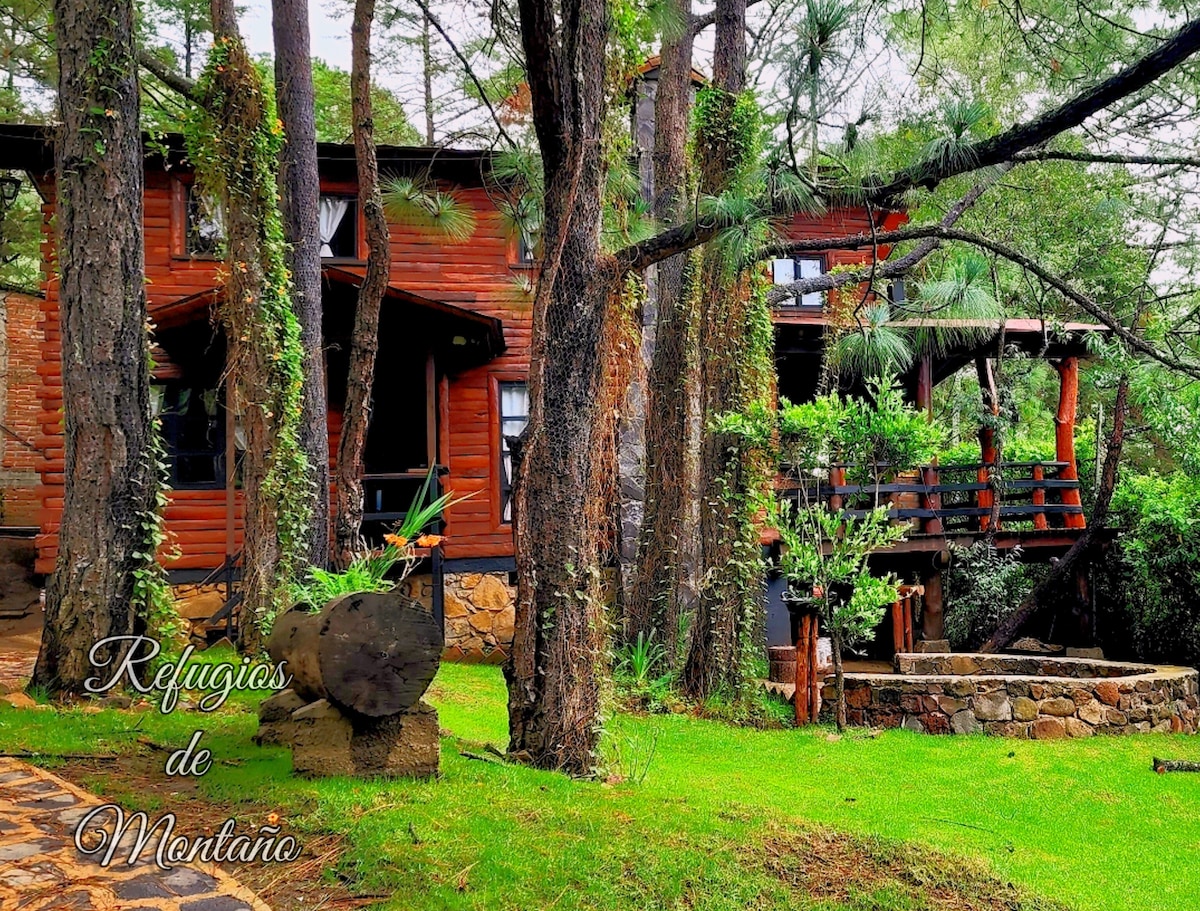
<box><xmin>1066</xmin><ymin>647</ymin><xmax>1105</xmax><ymax>660</ymax></box>
<box><xmin>1094</xmin><ymin>682</ymin><xmax>1120</xmax><ymax>706</ymax></box>
<box><xmin>99</xmin><ymin>694</ymin><xmax>131</xmax><ymax>710</ymax></box>
<box><xmin>460</xmin><ymin>573</ymin><xmax>483</xmax><ymax>589</ymax></box>
<box><xmin>1012</xmin><ymin>696</ymin><xmax>1039</xmax><ymax>722</ymax></box>
<box><xmin>1069</xmin><ymin>689</ymin><xmax>1093</xmax><ymax>707</ymax></box>
<box><xmin>1065</xmin><ymin>717</ymin><xmax>1094</xmax><ymax>738</ymax></box>
<box><xmin>1010</xmin><ymin>637</ymin><xmax>1063</xmax><ymax>654</ymax></box>
<box><xmin>467</xmin><ymin>610</ymin><xmax>493</xmax><ymax>634</ymax></box>
<box><xmin>443</xmin><ymin>591</ymin><xmax>470</xmax><ymax>619</ymax></box>
<box><xmin>1106</xmin><ymin>708</ymin><xmax>1127</xmax><ymax>726</ymax></box>
<box><xmin>258</xmin><ymin>688</ymin><xmax>306</xmax><ymax>723</ymax></box>
<box><xmin>1039</xmin><ymin>697</ymin><xmax>1077</xmax><ymax>717</ymax></box>
<box><xmin>949</xmin><ymin>655</ymin><xmax>981</xmax><ymax>675</ymax></box>
<box><xmin>174</xmin><ymin>591</ymin><xmax>226</xmax><ymax>622</ymax></box>
<box><xmin>914</xmin><ymin>639</ymin><xmax>951</xmax><ymax>653</ymax></box>
<box><xmin>951</xmin><ymin>709</ymin><xmax>982</xmax><ymax>734</ymax></box>
<box><xmin>470</xmin><ymin>575</ymin><xmax>511</xmax><ymax>612</ymax></box>
<box><xmin>985</xmin><ymin>721</ymin><xmax>1027</xmax><ymax>738</ymax></box>
<box><xmin>945</xmin><ymin>679</ymin><xmax>976</xmax><ymax>698</ymax></box>
<box><xmin>902</xmin><ymin>715</ymin><xmax>923</xmax><ymax>732</ymax></box>
<box><xmin>1077</xmin><ymin>700</ymin><xmax>1105</xmax><ymax>726</ymax></box>
<box><xmin>290</xmin><ymin>699</ymin><xmax>355</xmax><ymax>776</ymax></box>
<box><xmin>937</xmin><ymin>696</ymin><xmax>968</xmax><ymax>715</ymax></box>
<box><xmin>349</xmin><ymin>700</ymin><xmax>440</xmax><ymax>779</ymax></box>
<box><xmin>2</xmin><ymin>691</ymin><xmax>37</xmax><ymax>709</ymax></box>
<box><xmin>491</xmin><ymin>607</ymin><xmax>515</xmax><ymax>645</ymax></box>
<box><xmin>921</xmin><ymin>712</ymin><xmax>951</xmax><ymax>734</ymax></box>
<box><xmin>973</xmin><ymin>693</ymin><xmax>1012</xmax><ymax>722</ymax></box>
<box><xmin>1031</xmin><ymin>717</ymin><xmax>1066</xmax><ymax>739</ymax></box>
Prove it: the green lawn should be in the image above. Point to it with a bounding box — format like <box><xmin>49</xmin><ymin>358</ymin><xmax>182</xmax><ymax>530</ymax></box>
<box><xmin>3</xmin><ymin>658</ymin><xmax>1199</xmax><ymax>910</ymax></box>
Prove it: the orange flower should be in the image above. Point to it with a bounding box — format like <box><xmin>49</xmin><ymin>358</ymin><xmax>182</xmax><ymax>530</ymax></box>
<box><xmin>415</xmin><ymin>534</ymin><xmax>444</xmax><ymax>548</ymax></box>
<box><xmin>812</xmin><ymin>585</ymin><xmax>825</xmax><ymax>599</ymax></box>
<box><xmin>383</xmin><ymin>533</ymin><xmax>408</xmax><ymax>548</ymax></box>
<box><xmin>267</xmin><ymin>812</ymin><xmax>281</xmax><ymax>826</ymax></box>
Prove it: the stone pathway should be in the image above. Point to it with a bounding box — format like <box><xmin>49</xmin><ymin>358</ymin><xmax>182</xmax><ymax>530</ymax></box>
<box><xmin>0</xmin><ymin>758</ymin><xmax>271</xmax><ymax>911</ymax></box>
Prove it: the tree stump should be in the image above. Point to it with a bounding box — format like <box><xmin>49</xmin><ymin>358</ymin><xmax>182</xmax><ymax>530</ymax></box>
<box><xmin>260</xmin><ymin>591</ymin><xmax>443</xmax><ymax>778</ymax></box>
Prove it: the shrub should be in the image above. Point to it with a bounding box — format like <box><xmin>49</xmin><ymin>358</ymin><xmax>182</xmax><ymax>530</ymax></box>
<box><xmin>1097</xmin><ymin>472</ymin><xmax>1200</xmax><ymax>667</ymax></box>
<box><xmin>943</xmin><ymin>541</ymin><xmax>1040</xmax><ymax>650</ymax></box>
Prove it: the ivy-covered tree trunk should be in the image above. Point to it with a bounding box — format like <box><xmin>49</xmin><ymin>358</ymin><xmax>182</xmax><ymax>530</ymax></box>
<box><xmin>334</xmin><ymin>0</ymin><xmax>391</xmax><ymax>568</ymax></box>
<box><xmin>505</xmin><ymin>0</ymin><xmax>618</xmax><ymax>774</ymax></box>
<box><xmin>200</xmin><ymin>0</ymin><xmax>309</xmax><ymax>652</ymax></box>
<box><xmin>272</xmin><ymin>0</ymin><xmax>329</xmax><ymax>568</ymax></box>
<box><xmin>627</xmin><ymin>0</ymin><xmax>701</xmax><ymax>662</ymax></box>
<box><xmin>32</xmin><ymin>0</ymin><xmax>157</xmax><ymax>695</ymax></box>
<box><xmin>681</xmin><ymin>0</ymin><xmax>772</xmax><ymax>701</ymax></box>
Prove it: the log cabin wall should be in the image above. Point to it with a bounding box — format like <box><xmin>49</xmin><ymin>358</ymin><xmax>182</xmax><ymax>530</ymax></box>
<box><xmin>24</xmin><ymin>142</ymin><xmax>891</xmax><ymax>576</ymax></box>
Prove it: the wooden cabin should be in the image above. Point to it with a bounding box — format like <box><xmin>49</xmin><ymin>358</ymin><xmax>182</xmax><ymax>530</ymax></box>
<box><xmin>0</xmin><ymin>119</ymin><xmax>904</xmax><ymax>658</ymax></box>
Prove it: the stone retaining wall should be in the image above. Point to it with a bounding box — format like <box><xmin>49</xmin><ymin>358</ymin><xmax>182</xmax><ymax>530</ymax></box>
<box><xmin>826</xmin><ymin>657</ymin><xmax>1199</xmax><ymax>737</ymax></box>
<box><xmin>895</xmin><ymin>653</ymin><xmax>1151</xmax><ymax>679</ymax></box>
<box><xmin>439</xmin><ymin>571</ymin><xmax>516</xmax><ymax>663</ymax></box>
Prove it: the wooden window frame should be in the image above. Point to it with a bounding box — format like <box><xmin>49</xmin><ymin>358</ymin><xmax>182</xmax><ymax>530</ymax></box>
<box><xmin>488</xmin><ymin>372</ymin><xmax>529</xmax><ymax>528</ymax></box>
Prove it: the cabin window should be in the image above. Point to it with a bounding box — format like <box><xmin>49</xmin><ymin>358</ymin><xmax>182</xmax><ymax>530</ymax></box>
<box><xmin>498</xmin><ymin>381</ymin><xmax>529</xmax><ymax>523</ymax></box>
<box><xmin>184</xmin><ymin>184</ymin><xmax>225</xmax><ymax>258</ymax></box>
<box><xmin>152</xmin><ymin>382</ymin><xmax>224</xmax><ymax>489</ymax></box>
<box><xmin>320</xmin><ymin>195</ymin><xmax>359</xmax><ymax>258</ymax></box>
<box><xmin>771</xmin><ymin>255</ymin><xmax>824</xmax><ymax>307</ymax></box>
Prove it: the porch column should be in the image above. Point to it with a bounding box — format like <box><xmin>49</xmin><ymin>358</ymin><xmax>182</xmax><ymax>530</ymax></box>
<box><xmin>1054</xmin><ymin>357</ymin><xmax>1086</xmax><ymax>529</ymax></box>
<box><xmin>975</xmin><ymin>357</ymin><xmax>999</xmax><ymax>530</ymax></box>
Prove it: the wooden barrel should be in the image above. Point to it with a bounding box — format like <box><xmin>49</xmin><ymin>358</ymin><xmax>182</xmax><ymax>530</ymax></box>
<box><xmin>267</xmin><ymin>591</ymin><xmax>443</xmax><ymax>717</ymax></box>
<box><xmin>768</xmin><ymin>646</ymin><xmax>797</xmax><ymax>684</ymax></box>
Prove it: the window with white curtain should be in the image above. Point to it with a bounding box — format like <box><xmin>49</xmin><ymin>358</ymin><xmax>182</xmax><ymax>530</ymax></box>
<box><xmin>184</xmin><ymin>184</ymin><xmax>225</xmax><ymax>257</ymax></box>
<box><xmin>771</xmin><ymin>255</ymin><xmax>825</xmax><ymax>307</ymax></box>
<box><xmin>499</xmin><ymin>381</ymin><xmax>530</xmax><ymax>523</ymax></box>
<box><xmin>319</xmin><ymin>195</ymin><xmax>358</xmax><ymax>258</ymax></box>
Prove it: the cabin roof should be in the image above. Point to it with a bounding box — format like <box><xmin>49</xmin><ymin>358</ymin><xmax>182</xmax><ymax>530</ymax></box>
<box><xmin>0</xmin><ymin>122</ymin><xmax>495</xmax><ymax>185</ymax></box>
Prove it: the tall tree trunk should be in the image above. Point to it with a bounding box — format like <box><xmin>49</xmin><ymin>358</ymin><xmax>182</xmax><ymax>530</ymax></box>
<box><xmin>204</xmin><ymin>0</ymin><xmax>308</xmax><ymax>653</ymax></box>
<box><xmin>421</xmin><ymin>11</ymin><xmax>435</xmax><ymax>145</ymax></box>
<box><xmin>681</xmin><ymin>0</ymin><xmax>768</xmax><ymax>701</ymax></box>
<box><xmin>626</xmin><ymin>0</ymin><xmax>700</xmax><ymax>663</ymax></box>
<box><xmin>505</xmin><ymin>0</ymin><xmax>615</xmax><ymax>774</ymax></box>
<box><xmin>272</xmin><ymin>0</ymin><xmax>330</xmax><ymax>569</ymax></box>
<box><xmin>334</xmin><ymin>0</ymin><xmax>391</xmax><ymax>567</ymax></box>
<box><xmin>32</xmin><ymin>0</ymin><xmax>156</xmax><ymax>694</ymax></box>
<box><xmin>980</xmin><ymin>374</ymin><xmax>1130</xmax><ymax>652</ymax></box>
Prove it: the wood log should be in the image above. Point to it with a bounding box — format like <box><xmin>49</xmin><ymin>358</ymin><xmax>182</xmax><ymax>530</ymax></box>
<box><xmin>268</xmin><ymin>591</ymin><xmax>443</xmax><ymax>717</ymax></box>
<box><xmin>1153</xmin><ymin>758</ymin><xmax>1200</xmax><ymax>774</ymax></box>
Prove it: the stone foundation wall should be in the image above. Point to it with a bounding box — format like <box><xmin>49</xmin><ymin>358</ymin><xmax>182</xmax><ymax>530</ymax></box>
<box><xmin>828</xmin><ymin>661</ymin><xmax>1199</xmax><ymax>737</ymax></box>
<box><xmin>441</xmin><ymin>571</ymin><xmax>516</xmax><ymax>663</ymax></box>
<box><xmin>896</xmin><ymin>653</ymin><xmax>1151</xmax><ymax>679</ymax></box>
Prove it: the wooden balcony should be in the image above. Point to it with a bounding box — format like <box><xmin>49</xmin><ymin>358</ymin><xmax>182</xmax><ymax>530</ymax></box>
<box><xmin>774</xmin><ymin>460</ymin><xmax>1087</xmax><ymax>557</ymax></box>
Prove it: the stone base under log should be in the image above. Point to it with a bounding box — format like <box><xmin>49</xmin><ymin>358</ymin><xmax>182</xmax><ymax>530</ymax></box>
<box><xmin>823</xmin><ymin>655</ymin><xmax>1199</xmax><ymax>737</ymax></box>
<box><xmin>256</xmin><ymin>689</ymin><xmax>440</xmax><ymax>778</ymax></box>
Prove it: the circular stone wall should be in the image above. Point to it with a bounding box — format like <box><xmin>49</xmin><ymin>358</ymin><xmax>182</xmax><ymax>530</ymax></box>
<box><xmin>824</xmin><ymin>653</ymin><xmax>1199</xmax><ymax>737</ymax></box>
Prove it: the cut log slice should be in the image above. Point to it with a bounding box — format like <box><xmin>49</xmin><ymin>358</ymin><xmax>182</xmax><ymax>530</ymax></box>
<box><xmin>268</xmin><ymin>591</ymin><xmax>443</xmax><ymax>717</ymax></box>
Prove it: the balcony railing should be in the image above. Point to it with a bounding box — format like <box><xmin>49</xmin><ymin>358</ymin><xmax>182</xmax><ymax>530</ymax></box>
<box><xmin>778</xmin><ymin>460</ymin><xmax>1085</xmax><ymax>535</ymax></box>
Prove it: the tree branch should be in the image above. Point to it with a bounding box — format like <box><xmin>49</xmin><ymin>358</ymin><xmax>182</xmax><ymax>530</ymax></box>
<box><xmin>864</xmin><ymin>17</ymin><xmax>1200</xmax><ymax>206</ymax></box>
<box><xmin>409</xmin><ymin>0</ymin><xmax>517</xmax><ymax>150</ymax></box>
<box><xmin>136</xmin><ymin>48</ymin><xmax>202</xmax><ymax>105</ymax></box>
<box><xmin>1012</xmin><ymin>149</ymin><xmax>1200</xmax><ymax>168</ymax></box>
<box><xmin>769</xmin><ymin>223</ymin><xmax>1200</xmax><ymax>379</ymax></box>
<box><xmin>614</xmin><ymin>15</ymin><xmax>1200</xmax><ymax>270</ymax></box>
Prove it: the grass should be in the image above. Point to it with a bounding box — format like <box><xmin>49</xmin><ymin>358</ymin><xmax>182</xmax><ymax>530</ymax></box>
<box><xmin>2</xmin><ymin>656</ymin><xmax>1199</xmax><ymax>910</ymax></box>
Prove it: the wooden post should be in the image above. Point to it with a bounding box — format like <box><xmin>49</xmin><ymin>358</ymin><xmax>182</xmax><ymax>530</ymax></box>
<box><xmin>903</xmin><ymin>593</ymin><xmax>915</xmax><ymax>652</ymax></box>
<box><xmin>916</xmin><ymin>353</ymin><xmax>934</xmax><ymax>420</ymax></box>
<box><xmin>976</xmin><ymin>356</ymin><xmax>999</xmax><ymax>531</ymax></box>
<box><xmin>922</xmin><ymin>569</ymin><xmax>945</xmax><ymax>641</ymax></box>
<box><xmin>828</xmin><ymin>465</ymin><xmax>846</xmax><ymax>513</ymax></box>
<box><xmin>807</xmin><ymin>614</ymin><xmax>821</xmax><ymax>723</ymax></box>
<box><xmin>794</xmin><ymin>613</ymin><xmax>811</xmax><ymax>725</ymax></box>
<box><xmin>891</xmin><ymin>598</ymin><xmax>904</xmax><ymax>656</ymax></box>
<box><xmin>1054</xmin><ymin>357</ymin><xmax>1086</xmax><ymax>529</ymax></box>
<box><xmin>1031</xmin><ymin>463</ymin><xmax>1049</xmax><ymax>529</ymax></box>
<box><xmin>921</xmin><ymin>465</ymin><xmax>943</xmax><ymax>535</ymax></box>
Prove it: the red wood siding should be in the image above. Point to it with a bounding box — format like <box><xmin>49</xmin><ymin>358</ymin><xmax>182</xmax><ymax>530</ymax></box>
<box><xmin>27</xmin><ymin>160</ymin><xmax>895</xmax><ymax>573</ymax></box>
